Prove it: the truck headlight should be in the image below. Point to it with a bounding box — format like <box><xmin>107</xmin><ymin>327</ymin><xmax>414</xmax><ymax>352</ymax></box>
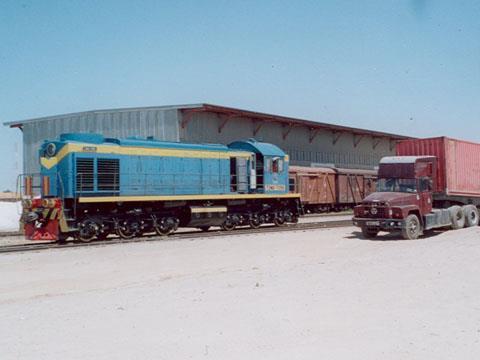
<box><xmin>392</xmin><ymin>208</ymin><xmax>403</xmax><ymax>218</ymax></box>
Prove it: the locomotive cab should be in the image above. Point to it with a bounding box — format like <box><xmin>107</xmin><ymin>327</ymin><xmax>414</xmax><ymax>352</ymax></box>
<box><xmin>228</xmin><ymin>139</ymin><xmax>289</xmax><ymax>194</ymax></box>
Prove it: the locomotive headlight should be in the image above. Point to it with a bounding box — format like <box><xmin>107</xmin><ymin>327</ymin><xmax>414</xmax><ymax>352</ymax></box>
<box><xmin>41</xmin><ymin>198</ymin><xmax>56</xmax><ymax>208</ymax></box>
<box><xmin>45</xmin><ymin>143</ymin><xmax>57</xmax><ymax>157</ymax></box>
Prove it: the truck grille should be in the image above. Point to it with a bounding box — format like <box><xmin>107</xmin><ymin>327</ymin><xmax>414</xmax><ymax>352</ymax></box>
<box><xmin>363</xmin><ymin>206</ymin><xmax>388</xmax><ymax>218</ymax></box>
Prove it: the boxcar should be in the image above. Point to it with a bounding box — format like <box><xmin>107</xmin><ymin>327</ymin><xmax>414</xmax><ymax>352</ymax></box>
<box><xmin>335</xmin><ymin>168</ymin><xmax>377</xmax><ymax>208</ymax></box>
<box><xmin>289</xmin><ymin>165</ymin><xmax>377</xmax><ymax>212</ymax></box>
<box><xmin>289</xmin><ymin>166</ymin><xmax>337</xmax><ymax>212</ymax></box>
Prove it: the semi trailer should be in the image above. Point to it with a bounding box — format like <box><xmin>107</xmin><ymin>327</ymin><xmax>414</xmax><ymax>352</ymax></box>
<box><xmin>353</xmin><ymin>137</ymin><xmax>480</xmax><ymax>239</ymax></box>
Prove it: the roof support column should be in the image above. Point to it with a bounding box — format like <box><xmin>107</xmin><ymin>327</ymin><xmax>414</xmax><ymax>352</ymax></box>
<box><xmin>353</xmin><ymin>134</ymin><xmax>364</xmax><ymax>148</ymax></box>
<box><xmin>309</xmin><ymin>128</ymin><xmax>320</xmax><ymax>143</ymax></box>
<box><xmin>282</xmin><ymin>123</ymin><xmax>294</xmax><ymax>140</ymax></box>
<box><xmin>180</xmin><ymin>110</ymin><xmax>198</xmax><ymax>129</ymax></box>
<box><xmin>217</xmin><ymin>114</ymin><xmax>230</xmax><ymax>133</ymax></box>
<box><xmin>253</xmin><ymin>120</ymin><xmax>264</xmax><ymax>136</ymax></box>
<box><xmin>372</xmin><ymin>136</ymin><xmax>382</xmax><ymax>149</ymax></box>
<box><xmin>332</xmin><ymin>131</ymin><xmax>342</xmax><ymax>145</ymax></box>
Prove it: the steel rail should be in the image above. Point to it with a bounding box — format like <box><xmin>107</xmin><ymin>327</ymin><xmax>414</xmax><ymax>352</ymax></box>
<box><xmin>0</xmin><ymin>219</ymin><xmax>352</xmax><ymax>254</ymax></box>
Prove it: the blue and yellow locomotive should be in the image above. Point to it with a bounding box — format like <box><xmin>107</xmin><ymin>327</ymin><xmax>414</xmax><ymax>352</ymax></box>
<box><xmin>21</xmin><ymin>133</ymin><xmax>301</xmax><ymax>241</ymax></box>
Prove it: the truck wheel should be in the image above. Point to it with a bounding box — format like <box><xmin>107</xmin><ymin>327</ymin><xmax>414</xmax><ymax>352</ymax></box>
<box><xmin>402</xmin><ymin>214</ymin><xmax>421</xmax><ymax>240</ymax></box>
<box><xmin>463</xmin><ymin>205</ymin><xmax>479</xmax><ymax>227</ymax></box>
<box><xmin>361</xmin><ymin>226</ymin><xmax>379</xmax><ymax>239</ymax></box>
<box><xmin>449</xmin><ymin>205</ymin><xmax>466</xmax><ymax>230</ymax></box>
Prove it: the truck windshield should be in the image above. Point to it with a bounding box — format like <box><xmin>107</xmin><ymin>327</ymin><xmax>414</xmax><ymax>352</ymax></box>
<box><xmin>376</xmin><ymin>178</ymin><xmax>417</xmax><ymax>193</ymax></box>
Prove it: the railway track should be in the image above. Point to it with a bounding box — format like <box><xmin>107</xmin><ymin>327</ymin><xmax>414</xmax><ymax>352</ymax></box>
<box><xmin>0</xmin><ymin>219</ymin><xmax>352</xmax><ymax>254</ymax></box>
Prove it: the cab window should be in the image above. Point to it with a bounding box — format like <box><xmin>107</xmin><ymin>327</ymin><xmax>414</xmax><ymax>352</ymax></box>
<box><xmin>272</xmin><ymin>157</ymin><xmax>283</xmax><ymax>173</ymax></box>
<box><xmin>419</xmin><ymin>177</ymin><xmax>433</xmax><ymax>192</ymax></box>
<box><xmin>289</xmin><ymin>178</ymin><xmax>296</xmax><ymax>192</ymax></box>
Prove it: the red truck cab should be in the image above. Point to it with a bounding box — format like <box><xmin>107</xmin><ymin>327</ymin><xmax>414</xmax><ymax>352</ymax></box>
<box><xmin>353</xmin><ymin>156</ymin><xmax>479</xmax><ymax>239</ymax></box>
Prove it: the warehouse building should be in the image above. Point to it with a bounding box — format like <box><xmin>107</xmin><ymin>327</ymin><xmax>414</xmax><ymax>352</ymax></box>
<box><xmin>4</xmin><ymin>103</ymin><xmax>409</xmax><ymax>175</ymax></box>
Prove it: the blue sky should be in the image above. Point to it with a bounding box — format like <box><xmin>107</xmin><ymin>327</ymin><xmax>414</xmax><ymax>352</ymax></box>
<box><xmin>0</xmin><ymin>0</ymin><xmax>479</xmax><ymax>190</ymax></box>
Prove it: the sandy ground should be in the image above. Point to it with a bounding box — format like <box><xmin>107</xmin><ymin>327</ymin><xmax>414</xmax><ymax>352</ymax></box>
<box><xmin>1</xmin><ymin>226</ymin><xmax>480</xmax><ymax>359</ymax></box>
<box><xmin>0</xmin><ymin>201</ymin><xmax>21</xmax><ymax>232</ymax></box>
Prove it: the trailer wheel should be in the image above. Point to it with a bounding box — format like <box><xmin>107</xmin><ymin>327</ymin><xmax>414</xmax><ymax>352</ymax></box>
<box><xmin>463</xmin><ymin>205</ymin><xmax>479</xmax><ymax>227</ymax></box>
<box><xmin>449</xmin><ymin>206</ymin><xmax>466</xmax><ymax>230</ymax></box>
<box><xmin>402</xmin><ymin>214</ymin><xmax>421</xmax><ymax>240</ymax></box>
<box><xmin>361</xmin><ymin>226</ymin><xmax>379</xmax><ymax>239</ymax></box>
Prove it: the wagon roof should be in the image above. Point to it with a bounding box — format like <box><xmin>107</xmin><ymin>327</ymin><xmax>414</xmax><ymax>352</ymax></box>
<box><xmin>289</xmin><ymin>165</ymin><xmax>336</xmax><ymax>174</ymax></box>
<box><xmin>334</xmin><ymin>167</ymin><xmax>378</xmax><ymax>175</ymax></box>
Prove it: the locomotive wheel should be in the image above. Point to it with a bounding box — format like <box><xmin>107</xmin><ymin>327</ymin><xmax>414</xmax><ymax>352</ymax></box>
<box><xmin>153</xmin><ymin>216</ymin><xmax>177</xmax><ymax>236</ymax></box>
<box><xmin>151</xmin><ymin>215</ymin><xmax>169</xmax><ymax>236</ymax></box>
<box><xmin>116</xmin><ymin>219</ymin><xmax>140</xmax><ymax>239</ymax></box>
<box><xmin>154</xmin><ymin>223</ymin><xmax>171</xmax><ymax>236</ymax></box>
<box><xmin>249</xmin><ymin>216</ymin><xmax>262</xmax><ymax>229</ymax></box>
<box><xmin>76</xmin><ymin>220</ymin><xmax>98</xmax><ymax>242</ymax></box>
<box><xmin>221</xmin><ymin>220</ymin><xmax>236</xmax><ymax>231</ymax></box>
<box><xmin>273</xmin><ymin>215</ymin><xmax>286</xmax><ymax>227</ymax></box>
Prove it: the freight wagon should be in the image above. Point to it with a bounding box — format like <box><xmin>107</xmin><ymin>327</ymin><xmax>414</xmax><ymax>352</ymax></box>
<box><xmin>353</xmin><ymin>137</ymin><xmax>480</xmax><ymax>240</ymax></box>
<box><xmin>289</xmin><ymin>166</ymin><xmax>377</xmax><ymax>212</ymax></box>
<box><xmin>19</xmin><ymin>134</ymin><xmax>302</xmax><ymax>242</ymax></box>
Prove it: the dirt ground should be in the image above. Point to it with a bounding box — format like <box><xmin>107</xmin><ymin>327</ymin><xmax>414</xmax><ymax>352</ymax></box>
<box><xmin>1</xmin><ymin>226</ymin><xmax>480</xmax><ymax>359</ymax></box>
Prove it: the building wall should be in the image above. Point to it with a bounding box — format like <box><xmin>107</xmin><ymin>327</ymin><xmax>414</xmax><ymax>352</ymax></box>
<box><xmin>20</xmin><ymin>106</ymin><xmax>395</xmax><ymax>175</ymax></box>
<box><xmin>180</xmin><ymin>112</ymin><xmax>394</xmax><ymax>169</ymax></box>
<box><xmin>22</xmin><ymin>108</ymin><xmax>179</xmax><ymax>174</ymax></box>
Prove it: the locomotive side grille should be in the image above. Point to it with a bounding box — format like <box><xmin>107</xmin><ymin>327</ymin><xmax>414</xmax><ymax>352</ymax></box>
<box><xmin>98</xmin><ymin>158</ymin><xmax>120</xmax><ymax>191</ymax></box>
<box><xmin>76</xmin><ymin>158</ymin><xmax>94</xmax><ymax>192</ymax></box>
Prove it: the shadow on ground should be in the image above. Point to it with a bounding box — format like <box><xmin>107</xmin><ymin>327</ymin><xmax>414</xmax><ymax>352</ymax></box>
<box><xmin>346</xmin><ymin>230</ymin><xmax>447</xmax><ymax>242</ymax></box>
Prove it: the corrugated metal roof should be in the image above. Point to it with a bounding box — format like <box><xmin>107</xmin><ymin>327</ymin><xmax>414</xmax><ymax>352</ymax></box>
<box><xmin>3</xmin><ymin>103</ymin><xmax>202</xmax><ymax>127</ymax></box>
<box><xmin>3</xmin><ymin>102</ymin><xmax>410</xmax><ymax>140</ymax></box>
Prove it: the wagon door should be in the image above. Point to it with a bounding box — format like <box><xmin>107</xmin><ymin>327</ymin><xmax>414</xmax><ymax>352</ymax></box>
<box><xmin>317</xmin><ymin>173</ymin><xmax>334</xmax><ymax>204</ymax></box>
<box><xmin>303</xmin><ymin>175</ymin><xmax>318</xmax><ymax>204</ymax></box>
<box><xmin>326</xmin><ymin>173</ymin><xmax>336</xmax><ymax>205</ymax></box>
<box><xmin>345</xmin><ymin>174</ymin><xmax>363</xmax><ymax>204</ymax></box>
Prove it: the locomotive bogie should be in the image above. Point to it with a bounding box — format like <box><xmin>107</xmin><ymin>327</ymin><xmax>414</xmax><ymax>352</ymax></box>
<box><xmin>59</xmin><ymin>196</ymin><xmax>301</xmax><ymax>241</ymax></box>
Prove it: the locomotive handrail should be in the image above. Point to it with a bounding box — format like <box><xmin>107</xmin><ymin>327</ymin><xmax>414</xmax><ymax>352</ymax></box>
<box><xmin>17</xmin><ymin>173</ymin><xmax>65</xmax><ymax>200</ymax></box>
